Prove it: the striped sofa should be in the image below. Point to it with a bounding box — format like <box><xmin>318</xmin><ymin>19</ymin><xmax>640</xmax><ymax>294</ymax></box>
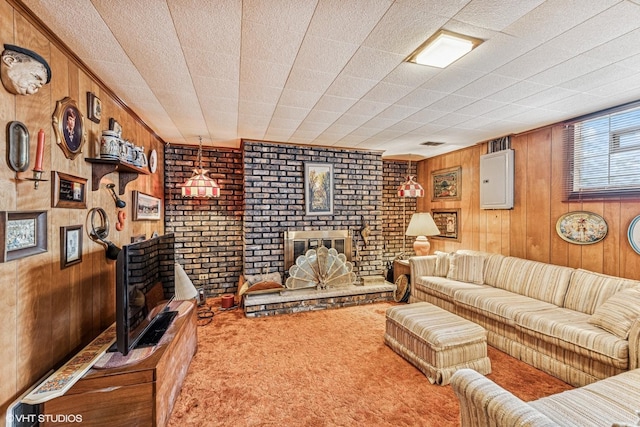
<box><xmin>409</xmin><ymin>250</ymin><xmax>640</xmax><ymax>387</ymax></box>
<box><xmin>451</xmin><ymin>368</ymin><xmax>640</xmax><ymax>426</ymax></box>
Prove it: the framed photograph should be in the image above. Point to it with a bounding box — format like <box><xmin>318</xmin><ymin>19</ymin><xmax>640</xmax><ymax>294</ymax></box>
<box><xmin>52</xmin><ymin>171</ymin><xmax>87</xmax><ymax>209</ymax></box>
<box><xmin>60</xmin><ymin>225</ymin><xmax>82</xmax><ymax>269</ymax></box>
<box><xmin>431</xmin><ymin>209</ymin><xmax>461</xmax><ymax>242</ymax></box>
<box><xmin>0</xmin><ymin>211</ymin><xmax>48</xmax><ymax>262</ymax></box>
<box><xmin>432</xmin><ymin>166</ymin><xmax>461</xmax><ymax>201</ymax></box>
<box><xmin>109</xmin><ymin>118</ymin><xmax>122</xmax><ymax>137</ymax></box>
<box><xmin>304</xmin><ymin>163</ymin><xmax>334</xmax><ymax>215</ymax></box>
<box><xmin>52</xmin><ymin>97</ymin><xmax>86</xmax><ymax>160</ymax></box>
<box><xmin>556</xmin><ymin>211</ymin><xmax>607</xmax><ymax>245</ymax></box>
<box><xmin>133</xmin><ymin>191</ymin><xmax>161</xmax><ymax>221</ymax></box>
<box><xmin>86</xmin><ymin>92</ymin><xmax>101</xmax><ymax>124</ymax></box>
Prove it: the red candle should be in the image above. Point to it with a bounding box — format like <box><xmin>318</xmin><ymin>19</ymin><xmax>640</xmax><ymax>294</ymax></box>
<box><xmin>34</xmin><ymin>129</ymin><xmax>45</xmax><ymax>171</ymax></box>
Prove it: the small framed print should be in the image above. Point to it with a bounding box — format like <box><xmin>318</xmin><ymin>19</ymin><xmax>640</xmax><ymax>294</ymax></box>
<box><xmin>60</xmin><ymin>225</ymin><xmax>83</xmax><ymax>269</ymax></box>
<box><xmin>52</xmin><ymin>171</ymin><xmax>87</xmax><ymax>209</ymax></box>
<box><xmin>432</xmin><ymin>166</ymin><xmax>461</xmax><ymax>201</ymax></box>
<box><xmin>304</xmin><ymin>163</ymin><xmax>334</xmax><ymax>215</ymax></box>
<box><xmin>0</xmin><ymin>211</ymin><xmax>48</xmax><ymax>262</ymax></box>
<box><xmin>431</xmin><ymin>209</ymin><xmax>461</xmax><ymax>242</ymax></box>
<box><xmin>133</xmin><ymin>191</ymin><xmax>161</xmax><ymax>221</ymax></box>
<box><xmin>109</xmin><ymin>118</ymin><xmax>122</xmax><ymax>137</ymax></box>
<box><xmin>86</xmin><ymin>92</ymin><xmax>101</xmax><ymax>123</ymax></box>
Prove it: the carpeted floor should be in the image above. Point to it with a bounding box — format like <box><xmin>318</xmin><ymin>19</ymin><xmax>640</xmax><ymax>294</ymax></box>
<box><xmin>168</xmin><ymin>300</ymin><xmax>573</xmax><ymax>426</ymax></box>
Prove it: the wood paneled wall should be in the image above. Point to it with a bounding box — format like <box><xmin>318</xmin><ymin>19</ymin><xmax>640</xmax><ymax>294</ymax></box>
<box><xmin>418</xmin><ymin>125</ymin><xmax>640</xmax><ymax>281</ymax></box>
<box><xmin>0</xmin><ymin>0</ymin><xmax>165</xmax><ymax>417</ymax></box>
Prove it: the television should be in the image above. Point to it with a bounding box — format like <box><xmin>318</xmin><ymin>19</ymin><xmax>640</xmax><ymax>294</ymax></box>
<box><xmin>114</xmin><ymin>233</ymin><xmax>176</xmax><ymax>355</ymax></box>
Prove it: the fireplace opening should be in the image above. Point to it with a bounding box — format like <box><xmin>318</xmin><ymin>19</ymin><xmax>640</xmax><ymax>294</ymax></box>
<box><xmin>283</xmin><ymin>229</ymin><xmax>352</xmax><ymax>273</ymax></box>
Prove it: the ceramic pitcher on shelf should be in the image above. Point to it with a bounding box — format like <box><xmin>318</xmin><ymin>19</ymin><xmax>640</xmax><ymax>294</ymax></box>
<box><xmin>133</xmin><ymin>146</ymin><xmax>148</xmax><ymax>167</ymax></box>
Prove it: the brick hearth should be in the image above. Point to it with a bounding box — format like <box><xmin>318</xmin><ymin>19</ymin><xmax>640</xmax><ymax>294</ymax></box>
<box><xmin>243</xmin><ymin>283</ymin><xmax>395</xmax><ymax>317</ymax></box>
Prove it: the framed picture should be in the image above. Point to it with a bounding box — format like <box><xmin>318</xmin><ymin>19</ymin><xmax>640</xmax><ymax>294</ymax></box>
<box><xmin>432</xmin><ymin>166</ymin><xmax>461</xmax><ymax>201</ymax></box>
<box><xmin>60</xmin><ymin>225</ymin><xmax>83</xmax><ymax>269</ymax></box>
<box><xmin>86</xmin><ymin>92</ymin><xmax>101</xmax><ymax>123</ymax></box>
<box><xmin>431</xmin><ymin>209</ymin><xmax>461</xmax><ymax>242</ymax></box>
<box><xmin>0</xmin><ymin>211</ymin><xmax>48</xmax><ymax>262</ymax></box>
<box><xmin>52</xmin><ymin>97</ymin><xmax>86</xmax><ymax>160</ymax></box>
<box><xmin>556</xmin><ymin>211</ymin><xmax>607</xmax><ymax>245</ymax></box>
<box><xmin>133</xmin><ymin>191</ymin><xmax>161</xmax><ymax>221</ymax></box>
<box><xmin>52</xmin><ymin>171</ymin><xmax>87</xmax><ymax>209</ymax></box>
<box><xmin>304</xmin><ymin>163</ymin><xmax>334</xmax><ymax>215</ymax></box>
<box><xmin>109</xmin><ymin>118</ymin><xmax>122</xmax><ymax>137</ymax></box>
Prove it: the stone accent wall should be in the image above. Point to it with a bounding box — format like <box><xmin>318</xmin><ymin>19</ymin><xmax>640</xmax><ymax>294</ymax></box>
<box><xmin>382</xmin><ymin>161</ymin><xmax>418</xmax><ymax>263</ymax></box>
<box><xmin>243</xmin><ymin>141</ymin><xmax>384</xmax><ymax>280</ymax></box>
<box><xmin>164</xmin><ymin>144</ymin><xmax>244</xmax><ymax>296</ymax></box>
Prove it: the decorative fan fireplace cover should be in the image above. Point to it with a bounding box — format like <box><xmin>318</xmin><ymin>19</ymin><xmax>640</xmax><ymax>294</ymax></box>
<box><xmin>285</xmin><ymin>246</ymin><xmax>356</xmax><ymax>290</ymax></box>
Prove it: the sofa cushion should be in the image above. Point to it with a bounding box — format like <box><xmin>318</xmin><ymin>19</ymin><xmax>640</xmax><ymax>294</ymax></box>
<box><xmin>434</xmin><ymin>251</ymin><xmax>450</xmax><ymax>277</ymax></box>
<box><xmin>530</xmin><ymin>369</ymin><xmax>640</xmax><ymax>426</ymax></box>
<box><xmin>456</xmin><ymin>250</ymin><xmax>505</xmax><ymax>287</ymax></box>
<box><xmin>563</xmin><ymin>269</ymin><xmax>640</xmax><ymax>314</ymax></box>
<box><xmin>494</xmin><ymin>257</ymin><xmax>572</xmax><ymax>306</ymax></box>
<box><xmin>454</xmin><ymin>287</ymin><xmax>557</xmax><ymax>326</ymax></box>
<box><xmin>515</xmin><ymin>307</ymin><xmax>629</xmax><ymax>368</ymax></box>
<box><xmin>589</xmin><ymin>287</ymin><xmax>640</xmax><ymax>339</ymax></box>
<box><xmin>414</xmin><ymin>276</ymin><xmax>489</xmax><ymax>303</ymax></box>
<box><xmin>447</xmin><ymin>253</ymin><xmax>485</xmax><ymax>284</ymax></box>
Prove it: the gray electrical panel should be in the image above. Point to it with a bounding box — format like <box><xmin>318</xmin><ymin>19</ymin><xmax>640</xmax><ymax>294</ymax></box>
<box><xmin>480</xmin><ymin>149</ymin><xmax>514</xmax><ymax>209</ymax></box>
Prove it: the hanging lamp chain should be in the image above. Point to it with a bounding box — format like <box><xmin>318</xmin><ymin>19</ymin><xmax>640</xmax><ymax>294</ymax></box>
<box><xmin>197</xmin><ymin>136</ymin><xmax>203</xmax><ymax>170</ymax></box>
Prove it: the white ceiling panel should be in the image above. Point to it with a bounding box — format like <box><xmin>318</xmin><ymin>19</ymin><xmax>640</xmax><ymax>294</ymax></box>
<box><xmin>18</xmin><ymin>0</ymin><xmax>640</xmax><ymax>158</ymax></box>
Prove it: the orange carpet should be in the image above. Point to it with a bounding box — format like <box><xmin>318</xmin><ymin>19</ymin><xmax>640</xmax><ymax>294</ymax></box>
<box><xmin>168</xmin><ymin>300</ymin><xmax>572</xmax><ymax>426</ymax></box>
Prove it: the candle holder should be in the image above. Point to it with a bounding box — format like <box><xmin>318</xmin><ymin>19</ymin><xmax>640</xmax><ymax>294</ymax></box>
<box><xmin>24</xmin><ymin>169</ymin><xmax>48</xmax><ymax>189</ymax></box>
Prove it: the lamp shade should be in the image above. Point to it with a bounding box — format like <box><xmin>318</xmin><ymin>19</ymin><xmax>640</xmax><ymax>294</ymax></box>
<box><xmin>397</xmin><ymin>175</ymin><xmax>425</xmax><ymax>197</ymax></box>
<box><xmin>405</xmin><ymin>213</ymin><xmax>440</xmax><ymax>256</ymax></box>
<box><xmin>174</xmin><ymin>262</ymin><xmax>198</xmax><ymax>300</ymax></box>
<box><xmin>181</xmin><ymin>168</ymin><xmax>220</xmax><ymax>198</ymax></box>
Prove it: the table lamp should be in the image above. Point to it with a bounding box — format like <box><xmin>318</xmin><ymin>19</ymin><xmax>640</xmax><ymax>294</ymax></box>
<box><xmin>405</xmin><ymin>212</ymin><xmax>440</xmax><ymax>255</ymax></box>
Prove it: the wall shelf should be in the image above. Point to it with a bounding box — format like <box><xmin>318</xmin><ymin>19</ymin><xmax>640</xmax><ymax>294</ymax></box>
<box><xmin>85</xmin><ymin>157</ymin><xmax>150</xmax><ymax>194</ymax></box>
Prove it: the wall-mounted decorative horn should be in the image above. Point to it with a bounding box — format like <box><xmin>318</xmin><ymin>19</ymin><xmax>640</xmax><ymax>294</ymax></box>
<box><xmin>106</xmin><ymin>183</ymin><xmax>126</xmax><ymax>208</ymax></box>
<box><xmin>87</xmin><ymin>207</ymin><xmax>121</xmax><ymax>260</ymax></box>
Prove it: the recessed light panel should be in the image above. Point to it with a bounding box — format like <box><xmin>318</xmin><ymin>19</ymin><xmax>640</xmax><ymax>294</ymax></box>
<box><xmin>407</xmin><ymin>30</ymin><xmax>483</xmax><ymax>68</ymax></box>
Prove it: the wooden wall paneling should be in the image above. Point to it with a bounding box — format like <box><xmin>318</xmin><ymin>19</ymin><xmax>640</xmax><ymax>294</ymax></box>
<box><xmin>0</xmin><ymin>1</ymin><xmax>18</xmax><ymax>414</ymax></box>
<box><xmin>619</xmin><ymin>203</ymin><xmax>640</xmax><ymax>280</ymax></box>
<box><xmin>461</xmin><ymin>146</ymin><xmax>478</xmax><ymax>250</ymax></box>
<box><xmin>580</xmin><ymin>201</ymin><xmax>605</xmax><ymax>273</ymax></box>
<box><xmin>510</xmin><ymin>135</ymin><xmax>528</xmax><ymax>258</ymax></box>
<box><xmin>549</xmin><ymin>125</ymin><xmax>569</xmax><ymax>267</ymax></box>
<box><xmin>602</xmin><ymin>202</ymin><xmax>621</xmax><ymax>277</ymax></box>
<box><xmin>525</xmin><ymin>128</ymin><xmax>552</xmax><ymax>263</ymax></box>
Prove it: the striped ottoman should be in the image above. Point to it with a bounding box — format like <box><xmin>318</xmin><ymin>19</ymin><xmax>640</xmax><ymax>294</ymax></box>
<box><xmin>384</xmin><ymin>302</ymin><xmax>491</xmax><ymax>385</ymax></box>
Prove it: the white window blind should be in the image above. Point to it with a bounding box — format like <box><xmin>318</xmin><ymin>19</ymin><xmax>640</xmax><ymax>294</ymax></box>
<box><xmin>564</xmin><ymin>101</ymin><xmax>640</xmax><ymax>200</ymax></box>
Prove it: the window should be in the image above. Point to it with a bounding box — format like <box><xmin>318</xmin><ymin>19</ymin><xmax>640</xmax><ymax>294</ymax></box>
<box><xmin>564</xmin><ymin>101</ymin><xmax>640</xmax><ymax>200</ymax></box>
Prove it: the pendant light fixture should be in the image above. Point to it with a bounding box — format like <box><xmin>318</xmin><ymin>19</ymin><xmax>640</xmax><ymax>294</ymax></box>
<box><xmin>397</xmin><ymin>158</ymin><xmax>424</xmax><ymax>197</ymax></box>
<box><xmin>180</xmin><ymin>136</ymin><xmax>220</xmax><ymax>198</ymax></box>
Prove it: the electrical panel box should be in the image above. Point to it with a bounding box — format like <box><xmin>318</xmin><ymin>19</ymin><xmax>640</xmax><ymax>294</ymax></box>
<box><xmin>480</xmin><ymin>149</ymin><xmax>514</xmax><ymax>209</ymax></box>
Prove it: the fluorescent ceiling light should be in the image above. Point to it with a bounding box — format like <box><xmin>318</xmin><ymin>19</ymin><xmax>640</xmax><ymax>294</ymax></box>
<box><xmin>407</xmin><ymin>30</ymin><xmax>482</xmax><ymax>68</ymax></box>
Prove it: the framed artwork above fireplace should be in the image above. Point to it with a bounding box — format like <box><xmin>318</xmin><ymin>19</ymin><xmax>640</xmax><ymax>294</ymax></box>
<box><xmin>304</xmin><ymin>163</ymin><xmax>334</xmax><ymax>215</ymax></box>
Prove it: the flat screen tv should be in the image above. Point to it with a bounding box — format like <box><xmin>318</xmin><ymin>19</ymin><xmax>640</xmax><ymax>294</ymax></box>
<box><xmin>114</xmin><ymin>233</ymin><xmax>176</xmax><ymax>355</ymax></box>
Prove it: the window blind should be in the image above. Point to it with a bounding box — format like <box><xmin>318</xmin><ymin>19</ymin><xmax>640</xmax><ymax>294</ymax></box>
<box><xmin>563</xmin><ymin>100</ymin><xmax>640</xmax><ymax>200</ymax></box>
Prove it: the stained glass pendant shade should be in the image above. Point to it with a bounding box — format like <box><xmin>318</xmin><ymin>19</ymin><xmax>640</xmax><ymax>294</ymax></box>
<box><xmin>181</xmin><ymin>137</ymin><xmax>220</xmax><ymax>198</ymax></box>
<box><xmin>397</xmin><ymin>175</ymin><xmax>424</xmax><ymax>197</ymax></box>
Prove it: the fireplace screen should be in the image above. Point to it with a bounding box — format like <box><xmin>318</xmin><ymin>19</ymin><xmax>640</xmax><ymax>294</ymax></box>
<box><xmin>284</xmin><ymin>230</ymin><xmax>352</xmax><ymax>272</ymax></box>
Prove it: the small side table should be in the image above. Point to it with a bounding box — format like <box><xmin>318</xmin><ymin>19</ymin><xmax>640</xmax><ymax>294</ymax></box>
<box><xmin>393</xmin><ymin>259</ymin><xmax>410</xmax><ymax>283</ymax></box>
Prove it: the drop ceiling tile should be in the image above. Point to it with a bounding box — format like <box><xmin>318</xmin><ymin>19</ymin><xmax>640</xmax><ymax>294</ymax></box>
<box><xmin>307</xmin><ymin>0</ymin><xmax>392</xmax><ymax>43</ymax></box>
<box><xmin>454</xmin><ymin>0</ymin><xmax>545</xmax><ymax>31</ymax></box>
<box><xmin>239</xmin><ymin>83</ymin><xmax>282</xmax><ymax>105</ymax></box>
<box><xmin>454</xmin><ymin>73</ymin><xmax>521</xmax><ymax>99</ymax></box>
<box><xmin>272</xmin><ymin>105</ymin><xmax>311</xmax><ymax>121</ymax></box>
<box><xmin>183</xmin><ymin>51</ymin><xmax>240</xmax><ymax>81</ymax></box>
<box><xmin>194</xmin><ymin>76</ymin><xmax>239</xmax><ymax>101</ymax></box>
<box><xmin>363</xmin><ymin>1</ymin><xmax>448</xmax><ymax>55</ymax></box>
<box><xmin>242</xmin><ymin>0</ymin><xmax>316</xmax><ymax>34</ymax></box>
<box><xmin>241</xmin><ymin>19</ymin><xmax>305</xmax><ymax>65</ymax></box>
<box><xmin>544</xmin><ymin>1</ymin><xmax>640</xmax><ymax>55</ymax></box>
<box><xmin>240</xmin><ymin>58</ymin><xmax>291</xmax><ymax>88</ymax></box>
<box><xmin>516</xmin><ymin>87</ymin><xmax>582</xmax><ymax>109</ymax></box>
<box><xmin>492</xmin><ymin>44</ymin><xmax>575</xmax><ymax>80</ymax></box>
<box><xmin>560</xmin><ymin>64</ymin><xmax>638</xmax><ymax>92</ymax></box>
<box><xmin>325</xmin><ymin>75</ymin><xmax>379</xmax><ymax>99</ymax></box>
<box><xmin>487</xmin><ymin>80</ymin><xmax>550</xmax><ymax>103</ymax></box>
<box><xmin>455</xmin><ymin>99</ymin><xmax>507</xmax><ymax>117</ymax></box>
<box><xmin>304</xmin><ymin>109</ymin><xmax>343</xmax><ymax>124</ymax></box>
<box><xmin>396</xmin><ymin>89</ymin><xmax>448</xmax><ymax>109</ymax></box>
<box><xmin>481</xmin><ymin>104</ymin><xmax>535</xmax><ymax>121</ymax></box>
<box><xmin>293</xmin><ymin>35</ymin><xmax>360</xmax><ymax>74</ymax></box>
<box><xmin>527</xmin><ymin>54</ymin><xmax>611</xmax><ymax>86</ymax></box>
<box><xmin>420</xmin><ymin>67</ymin><xmax>485</xmax><ymax>94</ymax></box>
<box><xmin>284</xmin><ymin>67</ymin><xmax>338</xmax><ymax>93</ymax></box>
<box><xmin>382</xmin><ymin>62</ymin><xmax>440</xmax><ymax>87</ymax></box>
<box><xmin>341</xmin><ymin>47</ymin><xmax>406</xmax><ymax>81</ymax></box>
<box><xmin>586</xmin><ymin>75</ymin><xmax>640</xmax><ymax>98</ymax></box>
<box><xmin>346</xmin><ymin>100</ymin><xmax>389</xmax><ymax>117</ymax></box>
<box><xmin>313</xmin><ymin>95</ymin><xmax>358</xmax><ymax>114</ymax></box>
<box><xmin>278</xmin><ymin>88</ymin><xmax>323</xmax><ymax>109</ymax></box>
<box><xmin>376</xmin><ymin>104</ymin><xmax>421</xmax><ymax>121</ymax></box>
<box><xmin>427</xmin><ymin>94</ymin><xmax>478</xmax><ymax>113</ymax></box>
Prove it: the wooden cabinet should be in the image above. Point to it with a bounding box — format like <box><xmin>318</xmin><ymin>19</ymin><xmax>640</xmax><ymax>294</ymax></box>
<box><xmin>42</xmin><ymin>302</ymin><xmax>197</xmax><ymax>427</ymax></box>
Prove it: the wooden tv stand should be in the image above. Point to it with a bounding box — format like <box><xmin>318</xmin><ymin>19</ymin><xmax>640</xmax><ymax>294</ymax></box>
<box><xmin>42</xmin><ymin>301</ymin><xmax>197</xmax><ymax>427</ymax></box>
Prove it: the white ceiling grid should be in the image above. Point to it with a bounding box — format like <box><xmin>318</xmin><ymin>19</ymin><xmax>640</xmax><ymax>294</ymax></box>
<box><xmin>17</xmin><ymin>0</ymin><xmax>640</xmax><ymax>158</ymax></box>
